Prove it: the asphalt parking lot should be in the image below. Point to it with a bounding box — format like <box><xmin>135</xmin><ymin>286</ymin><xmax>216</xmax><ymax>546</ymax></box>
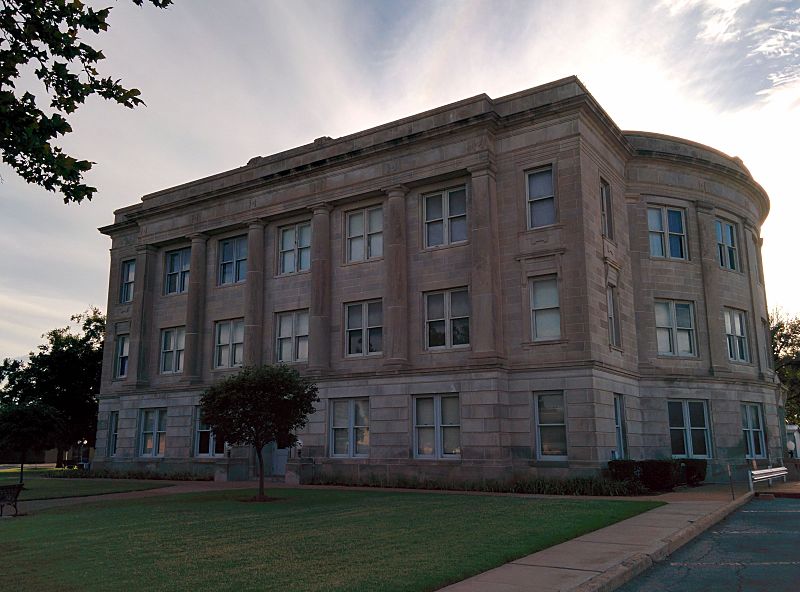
<box><xmin>617</xmin><ymin>497</ymin><xmax>800</xmax><ymax>591</ymax></box>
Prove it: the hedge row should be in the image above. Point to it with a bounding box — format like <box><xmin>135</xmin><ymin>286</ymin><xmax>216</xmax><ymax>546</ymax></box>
<box><xmin>608</xmin><ymin>459</ymin><xmax>707</xmax><ymax>491</ymax></box>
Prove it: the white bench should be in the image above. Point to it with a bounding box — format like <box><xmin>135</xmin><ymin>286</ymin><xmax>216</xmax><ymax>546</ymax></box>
<box><xmin>748</xmin><ymin>466</ymin><xmax>789</xmax><ymax>491</ymax></box>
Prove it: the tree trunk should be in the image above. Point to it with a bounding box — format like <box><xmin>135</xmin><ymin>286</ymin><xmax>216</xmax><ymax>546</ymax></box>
<box><xmin>255</xmin><ymin>445</ymin><xmax>265</xmax><ymax>501</ymax></box>
<box><xmin>55</xmin><ymin>446</ymin><xmax>64</xmax><ymax>469</ymax></box>
<box><xmin>19</xmin><ymin>450</ymin><xmax>26</xmax><ymax>484</ymax></box>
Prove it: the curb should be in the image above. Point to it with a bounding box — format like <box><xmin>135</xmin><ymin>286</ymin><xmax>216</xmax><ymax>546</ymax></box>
<box><xmin>572</xmin><ymin>491</ymin><xmax>754</xmax><ymax>592</ymax></box>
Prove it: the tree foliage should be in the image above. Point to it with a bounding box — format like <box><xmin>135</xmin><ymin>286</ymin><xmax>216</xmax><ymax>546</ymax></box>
<box><xmin>0</xmin><ymin>401</ymin><xmax>61</xmax><ymax>482</ymax></box>
<box><xmin>770</xmin><ymin>308</ymin><xmax>800</xmax><ymax>425</ymax></box>
<box><xmin>200</xmin><ymin>365</ymin><xmax>318</xmax><ymax>501</ymax></box>
<box><xmin>0</xmin><ymin>0</ymin><xmax>172</xmax><ymax>203</ymax></box>
<box><xmin>0</xmin><ymin>308</ymin><xmax>105</xmax><ymax>465</ymax></box>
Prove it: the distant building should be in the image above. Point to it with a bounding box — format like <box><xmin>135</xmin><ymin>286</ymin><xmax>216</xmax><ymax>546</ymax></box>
<box><xmin>93</xmin><ymin>76</ymin><xmax>782</xmax><ymax>483</ymax></box>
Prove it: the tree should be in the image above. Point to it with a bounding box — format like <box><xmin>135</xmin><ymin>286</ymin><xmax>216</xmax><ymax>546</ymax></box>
<box><xmin>0</xmin><ymin>402</ymin><xmax>61</xmax><ymax>483</ymax></box>
<box><xmin>200</xmin><ymin>365</ymin><xmax>319</xmax><ymax>501</ymax></box>
<box><xmin>0</xmin><ymin>308</ymin><xmax>105</xmax><ymax>466</ymax></box>
<box><xmin>0</xmin><ymin>0</ymin><xmax>172</xmax><ymax>204</ymax></box>
<box><xmin>771</xmin><ymin>309</ymin><xmax>800</xmax><ymax>425</ymax></box>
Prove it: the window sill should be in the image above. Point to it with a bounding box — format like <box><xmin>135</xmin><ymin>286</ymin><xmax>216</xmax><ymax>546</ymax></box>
<box><xmin>344</xmin><ymin>353</ymin><xmax>384</xmax><ymax>360</ymax></box>
<box><xmin>215</xmin><ymin>281</ymin><xmax>246</xmax><ymax>290</ymax></box>
<box><xmin>341</xmin><ymin>256</ymin><xmax>384</xmax><ymax>268</ymax></box>
<box><xmin>414</xmin><ymin>456</ymin><xmax>461</xmax><ymax>461</ymax></box>
<box><xmin>656</xmin><ymin>354</ymin><xmax>700</xmax><ymax>360</ymax></box>
<box><xmin>425</xmin><ymin>346</ymin><xmax>471</xmax><ymax>353</ymax></box>
<box><xmin>162</xmin><ymin>291</ymin><xmax>188</xmax><ymax>298</ymax></box>
<box><xmin>274</xmin><ymin>269</ymin><xmax>312</xmax><ymax>279</ymax></box>
<box><xmin>421</xmin><ymin>241</ymin><xmax>469</xmax><ymax>253</ymax></box>
<box><xmin>649</xmin><ymin>256</ymin><xmax>692</xmax><ymax>264</ymax></box>
<box><xmin>523</xmin><ymin>223</ymin><xmax>563</xmax><ymax>233</ymax></box>
<box><xmin>521</xmin><ymin>339</ymin><xmax>567</xmax><ymax>348</ymax></box>
<box><xmin>529</xmin><ymin>460</ymin><xmax>569</xmax><ymax>467</ymax></box>
<box><xmin>211</xmin><ymin>366</ymin><xmax>243</xmax><ymax>373</ymax></box>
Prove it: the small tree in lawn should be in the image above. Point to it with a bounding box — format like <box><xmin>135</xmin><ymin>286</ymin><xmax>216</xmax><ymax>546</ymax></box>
<box><xmin>200</xmin><ymin>365</ymin><xmax>318</xmax><ymax>501</ymax></box>
<box><xmin>0</xmin><ymin>402</ymin><xmax>61</xmax><ymax>483</ymax></box>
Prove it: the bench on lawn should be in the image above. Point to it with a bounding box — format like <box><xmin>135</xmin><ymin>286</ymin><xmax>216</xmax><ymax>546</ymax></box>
<box><xmin>0</xmin><ymin>483</ymin><xmax>23</xmax><ymax>517</ymax></box>
<box><xmin>748</xmin><ymin>466</ymin><xmax>789</xmax><ymax>491</ymax></box>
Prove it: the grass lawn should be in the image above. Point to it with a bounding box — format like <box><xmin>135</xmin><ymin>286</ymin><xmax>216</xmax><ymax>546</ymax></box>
<box><xmin>0</xmin><ymin>469</ymin><xmax>171</xmax><ymax>500</ymax></box>
<box><xmin>0</xmin><ymin>487</ymin><xmax>661</xmax><ymax>592</ymax></box>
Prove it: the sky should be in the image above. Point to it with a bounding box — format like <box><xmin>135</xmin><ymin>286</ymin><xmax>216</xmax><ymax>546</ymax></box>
<box><xmin>0</xmin><ymin>0</ymin><xmax>798</xmax><ymax>359</ymax></box>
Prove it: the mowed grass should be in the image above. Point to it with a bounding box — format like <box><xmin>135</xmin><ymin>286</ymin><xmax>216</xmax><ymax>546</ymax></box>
<box><xmin>0</xmin><ymin>469</ymin><xmax>170</xmax><ymax>500</ymax></box>
<box><xmin>0</xmin><ymin>487</ymin><xmax>661</xmax><ymax>592</ymax></box>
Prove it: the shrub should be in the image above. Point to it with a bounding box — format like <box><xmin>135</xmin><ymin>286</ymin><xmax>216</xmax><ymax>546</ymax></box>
<box><xmin>682</xmin><ymin>459</ymin><xmax>708</xmax><ymax>486</ymax></box>
<box><xmin>607</xmin><ymin>460</ymin><xmax>638</xmax><ymax>482</ymax></box>
<box><xmin>607</xmin><ymin>459</ymin><xmax>706</xmax><ymax>492</ymax></box>
<box><xmin>639</xmin><ymin>460</ymin><xmax>679</xmax><ymax>491</ymax></box>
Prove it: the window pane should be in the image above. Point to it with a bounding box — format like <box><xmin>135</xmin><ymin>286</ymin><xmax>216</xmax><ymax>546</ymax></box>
<box><xmin>449</xmin><ymin>215</ymin><xmax>467</xmax><ymax>242</ymax></box>
<box><xmin>532</xmin><ymin>279</ymin><xmax>558</xmax><ymax>309</ymax></box>
<box><xmin>298</xmin><ymin>247</ymin><xmax>311</xmax><ymax>270</ymax></box>
<box><xmin>667</xmin><ymin>210</ymin><xmax>683</xmax><ymax>233</ymax></box>
<box><xmin>670</xmin><ymin>429</ymin><xmax>686</xmax><ymax>455</ymax></box>
<box><xmin>751</xmin><ymin>406</ymin><xmax>761</xmax><ymax>430</ymax></box>
<box><xmin>214</xmin><ymin>435</ymin><xmax>225</xmax><ymax>455</ymax></box>
<box><xmin>367</xmin><ymin>301</ymin><xmax>382</xmax><ymax>326</ymax></box>
<box><xmin>233</xmin><ymin>344</ymin><xmax>243</xmax><ymax>366</ymax></box>
<box><xmin>197</xmin><ymin>430</ymin><xmax>211</xmax><ymax>455</ymax></box>
<box><xmin>143</xmin><ymin>433</ymin><xmax>154</xmax><ymax>455</ymax></box>
<box><xmin>648</xmin><ymin>208</ymin><xmax>663</xmax><ymax>231</ymax></box>
<box><xmin>657</xmin><ymin>327</ymin><xmax>674</xmax><ymax>354</ymax></box>
<box><xmin>715</xmin><ymin>220</ymin><xmax>723</xmax><ymax>242</ymax></box>
<box><xmin>354</xmin><ymin>400</ymin><xmax>369</xmax><ymax>426</ymax></box>
<box><xmin>348</xmin><ymin>237</ymin><xmax>365</xmax><ymax>261</ymax></box>
<box><xmin>296</xmin><ymin>336</ymin><xmax>308</xmax><ymax>360</ymax></box>
<box><xmin>449</xmin><ymin>189</ymin><xmax>467</xmax><ymax>215</ymax></box>
<box><xmin>157</xmin><ymin>410</ymin><xmax>167</xmax><ymax>431</ymax></box>
<box><xmin>451</xmin><ymin>318</ymin><xmax>470</xmax><ymax>346</ymax></box>
<box><xmin>425</xmin><ymin>195</ymin><xmax>443</xmax><ymax>221</ymax></box>
<box><xmin>675</xmin><ymin>304</ymin><xmax>692</xmax><ymax>328</ymax></box>
<box><xmin>450</xmin><ymin>290</ymin><xmax>469</xmax><ymax>317</ymax></box>
<box><xmin>355</xmin><ymin>428</ymin><xmax>369</xmax><ymax>454</ymax></box>
<box><xmin>236</xmin><ymin>237</ymin><xmax>247</xmax><ymax>259</ymax></box>
<box><xmin>688</xmin><ymin>402</ymin><xmax>707</xmax><ymax>428</ymax></box>
<box><xmin>368</xmin><ymin>233</ymin><xmax>383</xmax><ymax>258</ymax></box>
<box><xmin>162</xmin><ymin>350</ymin><xmax>174</xmax><ymax>372</ymax></box>
<box><xmin>669</xmin><ymin>234</ymin><xmax>685</xmax><ymax>258</ymax></box>
<box><xmin>296</xmin><ymin>311</ymin><xmax>309</xmax><ymax>335</ymax></box>
<box><xmin>427</xmin><ymin>293</ymin><xmax>445</xmax><ymax>319</ymax></box>
<box><xmin>649</xmin><ymin>232</ymin><xmax>665</xmax><ymax>257</ymax></box>
<box><xmin>428</xmin><ymin>320</ymin><xmax>446</xmax><ymax>347</ymax></box>
<box><xmin>416</xmin><ymin>398</ymin><xmax>434</xmax><ymax>426</ymax></box>
<box><xmin>278</xmin><ymin>314</ymin><xmax>293</xmax><ymax>337</ymax></box>
<box><xmin>691</xmin><ymin>429</ymin><xmax>708</xmax><ymax>456</ymax></box>
<box><xmin>441</xmin><ymin>396</ymin><xmax>459</xmax><ymax>425</ymax></box>
<box><xmin>531</xmin><ymin>197</ymin><xmax>555</xmax><ymax>227</ymax></box>
<box><xmin>534</xmin><ymin>309</ymin><xmax>561</xmax><ymax>340</ymax></box>
<box><xmin>217</xmin><ymin>322</ymin><xmax>230</xmax><ymax>344</ymax></box>
<box><xmin>668</xmin><ymin>401</ymin><xmax>685</xmax><ymax>428</ymax></box>
<box><xmin>347</xmin><ymin>304</ymin><xmax>363</xmax><ymax>330</ymax></box>
<box><xmin>426</xmin><ymin>220</ymin><xmax>444</xmax><ymax>246</ymax></box>
<box><xmin>333</xmin><ymin>428</ymin><xmax>349</xmax><ymax>455</ymax></box>
<box><xmin>279</xmin><ymin>338</ymin><xmax>292</xmax><ymax>361</ymax></box>
<box><xmin>333</xmin><ymin>400</ymin><xmax>349</xmax><ymax>427</ymax></box>
<box><xmin>298</xmin><ymin>224</ymin><xmax>311</xmax><ymax>247</ymax></box>
<box><xmin>442</xmin><ymin>426</ymin><xmax>460</xmax><ymax>455</ymax></box>
<box><xmin>528</xmin><ymin>169</ymin><xmax>552</xmax><ymax>199</ymax></box>
<box><xmin>539</xmin><ymin>426</ymin><xmax>567</xmax><ymax>456</ymax></box>
<box><xmin>654</xmin><ymin>302</ymin><xmax>672</xmax><ymax>327</ymax></box>
<box><xmin>538</xmin><ymin>394</ymin><xmax>564</xmax><ymax>424</ymax></box>
<box><xmin>221</xmin><ymin>241</ymin><xmax>233</xmax><ymax>261</ymax></box>
<box><xmin>677</xmin><ymin>330</ymin><xmax>693</xmax><ymax>355</ymax></box>
<box><xmin>753</xmin><ymin>432</ymin><xmax>763</xmax><ymax>456</ymax></box>
<box><xmin>348</xmin><ymin>329</ymin><xmax>363</xmax><ymax>355</ymax></box>
<box><xmin>281</xmin><ymin>228</ymin><xmax>295</xmax><ymax>250</ymax></box>
<box><xmin>348</xmin><ymin>212</ymin><xmax>364</xmax><ymax>237</ymax></box>
<box><xmin>417</xmin><ymin>427</ymin><xmax>435</xmax><ymax>456</ymax></box>
<box><xmin>368</xmin><ymin>208</ymin><xmax>382</xmax><ymax>232</ymax></box>
<box><xmin>233</xmin><ymin>320</ymin><xmax>244</xmax><ymax>343</ymax></box>
<box><xmin>367</xmin><ymin>327</ymin><xmax>382</xmax><ymax>353</ymax></box>
<box><xmin>281</xmin><ymin>251</ymin><xmax>295</xmax><ymax>273</ymax></box>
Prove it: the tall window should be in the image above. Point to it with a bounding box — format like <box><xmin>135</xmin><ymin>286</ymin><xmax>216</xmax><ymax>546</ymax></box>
<box><xmin>607</xmin><ymin>286</ymin><xmax>621</xmax><ymax>347</ymax></box>
<box><xmin>613</xmin><ymin>394</ymin><xmax>626</xmax><ymax>460</ymax></box>
<box><xmin>648</xmin><ymin>207</ymin><xmax>687</xmax><ymax>259</ymax></box>
<box><xmin>165</xmin><ymin>247</ymin><xmax>191</xmax><ymax>294</ymax></box>
<box><xmin>347</xmin><ymin>207</ymin><xmax>383</xmax><ymax>262</ymax></box>
<box><xmin>345</xmin><ymin>301</ymin><xmax>382</xmax><ymax>356</ymax></box>
<box><xmin>160</xmin><ymin>327</ymin><xmax>185</xmax><ymax>374</ymax></box>
<box><xmin>600</xmin><ymin>179</ymin><xmax>613</xmax><ymax>240</ymax></box>
<box><xmin>530</xmin><ymin>276</ymin><xmax>560</xmax><ymax>341</ymax></box>
<box><xmin>425</xmin><ymin>288</ymin><xmax>470</xmax><ymax>349</ymax></box>
<box><xmin>534</xmin><ymin>392</ymin><xmax>567</xmax><ymax>460</ymax></box>
<box><xmin>108</xmin><ymin>411</ymin><xmax>119</xmax><ymax>457</ymax></box>
<box><xmin>279</xmin><ymin>222</ymin><xmax>311</xmax><ymax>274</ymax></box>
<box><xmin>742</xmin><ymin>403</ymin><xmax>766</xmax><ymax>459</ymax></box>
<box><xmin>115</xmin><ymin>334</ymin><xmax>129</xmax><ymax>379</ymax></box>
<box><xmin>414</xmin><ymin>395</ymin><xmax>460</xmax><ymax>458</ymax></box>
<box><xmin>715</xmin><ymin>219</ymin><xmax>738</xmax><ymax>270</ymax></box>
<box><xmin>120</xmin><ymin>259</ymin><xmax>135</xmax><ymax>303</ymax></box>
<box><xmin>424</xmin><ymin>187</ymin><xmax>467</xmax><ymax>248</ymax></box>
<box><xmin>724</xmin><ymin>308</ymin><xmax>749</xmax><ymax>362</ymax></box>
<box><xmin>215</xmin><ymin>319</ymin><xmax>244</xmax><ymax>368</ymax></box>
<box><xmin>330</xmin><ymin>398</ymin><xmax>369</xmax><ymax>457</ymax></box>
<box><xmin>219</xmin><ymin>236</ymin><xmax>247</xmax><ymax>285</ymax></box>
<box><xmin>276</xmin><ymin>310</ymin><xmax>309</xmax><ymax>362</ymax></box>
<box><xmin>140</xmin><ymin>408</ymin><xmax>167</xmax><ymax>457</ymax></box>
<box><xmin>655</xmin><ymin>300</ymin><xmax>696</xmax><ymax>356</ymax></box>
<box><xmin>668</xmin><ymin>400</ymin><xmax>711</xmax><ymax>458</ymax></box>
<box><xmin>527</xmin><ymin>167</ymin><xmax>556</xmax><ymax>229</ymax></box>
<box><xmin>196</xmin><ymin>411</ymin><xmax>225</xmax><ymax>457</ymax></box>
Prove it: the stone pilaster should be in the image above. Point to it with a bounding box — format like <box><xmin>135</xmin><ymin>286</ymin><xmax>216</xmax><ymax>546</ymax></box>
<box><xmin>184</xmin><ymin>234</ymin><xmax>208</xmax><ymax>383</ymax></box>
<box><xmin>308</xmin><ymin>205</ymin><xmax>332</xmax><ymax>373</ymax></box>
<box><xmin>130</xmin><ymin>244</ymin><xmax>157</xmax><ymax>387</ymax></box>
<box><xmin>468</xmin><ymin>164</ymin><xmax>504</xmax><ymax>361</ymax></box>
<box><xmin>695</xmin><ymin>202</ymin><xmax>728</xmax><ymax>374</ymax></box>
<box><xmin>244</xmin><ymin>221</ymin><xmax>265</xmax><ymax>367</ymax></box>
<box><xmin>383</xmin><ymin>186</ymin><xmax>410</xmax><ymax>368</ymax></box>
<box><xmin>742</xmin><ymin>219</ymin><xmax>766</xmax><ymax>376</ymax></box>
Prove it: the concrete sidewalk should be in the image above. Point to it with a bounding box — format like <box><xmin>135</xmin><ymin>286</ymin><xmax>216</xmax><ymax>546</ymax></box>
<box><xmin>438</xmin><ymin>489</ymin><xmax>753</xmax><ymax>592</ymax></box>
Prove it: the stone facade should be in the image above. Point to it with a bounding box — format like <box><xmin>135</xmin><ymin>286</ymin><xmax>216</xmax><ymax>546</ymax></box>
<box><xmin>93</xmin><ymin>76</ymin><xmax>783</xmax><ymax>483</ymax></box>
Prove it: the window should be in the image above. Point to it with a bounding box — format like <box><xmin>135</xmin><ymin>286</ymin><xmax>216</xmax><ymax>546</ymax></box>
<box><xmin>219</xmin><ymin>236</ymin><xmax>247</xmax><ymax>285</ymax></box>
<box><xmin>668</xmin><ymin>400</ymin><xmax>711</xmax><ymax>458</ymax></box>
<box><xmin>742</xmin><ymin>403</ymin><xmax>766</xmax><ymax>459</ymax></box>
<box><xmin>527</xmin><ymin>167</ymin><xmax>556</xmax><ymax>228</ymax></box>
<box><xmin>600</xmin><ymin>179</ymin><xmax>613</xmax><ymax>240</ymax></box>
<box><xmin>165</xmin><ymin>247</ymin><xmax>191</xmax><ymax>294</ymax></box>
<box><xmin>607</xmin><ymin>286</ymin><xmax>621</xmax><ymax>348</ymax></box>
<box><xmin>120</xmin><ymin>259</ymin><xmax>135</xmax><ymax>303</ymax></box>
<box><xmin>535</xmin><ymin>392</ymin><xmax>567</xmax><ymax>460</ymax></box>
<box><xmin>108</xmin><ymin>411</ymin><xmax>119</xmax><ymax>457</ymax></box>
<box><xmin>655</xmin><ymin>300</ymin><xmax>696</xmax><ymax>356</ymax></box>
<box><xmin>160</xmin><ymin>327</ymin><xmax>185</xmax><ymax>374</ymax></box>
<box><xmin>763</xmin><ymin>319</ymin><xmax>774</xmax><ymax>370</ymax></box>
<box><xmin>648</xmin><ymin>207</ymin><xmax>687</xmax><ymax>259</ymax></box>
<box><xmin>279</xmin><ymin>222</ymin><xmax>311</xmax><ymax>274</ymax></box>
<box><xmin>330</xmin><ymin>398</ymin><xmax>369</xmax><ymax>457</ymax></box>
<box><xmin>715</xmin><ymin>219</ymin><xmax>738</xmax><ymax>270</ymax></box>
<box><xmin>530</xmin><ymin>277</ymin><xmax>560</xmax><ymax>341</ymax></box>
<box><xmin>613</xmin><ymin>395</ymin><xmax>626</xmax><ymax>460</ymax></box>
<box><xmin>214</xmin><ymin>319</ymin><xmax>244</xmax><ymax>368</ymax></box>
<box><xmin>139</xmin><ymin>408</ymin><xmax>167</xmax><ymax>457</ymax></box>
<box><xmin>424</xmin><ymin>187</ymin><xmax>467</xmax><ymax>247</ymax></box>
<box><xmin>414</xmin><ymin>395</ymin><xmax>460</xmax><ymax>458</ymax></box>
<box><xmin>276</xmin><ymin>310</ymin><xmax>309</xmax><ymax>362</ymax></box>
<box><xmin>345</xmin><ymin>301</ymin><xmax>382</xmax><ymax>356</ymax></box>
<box><xmin>346</xmin><ymin>207</ymin><xmax>383</xmax><ymax>262</ymax></box>
<box><xmin>425</xmin><ymin>288</ymin><xmax>470</xmax><ymax>349</ymax></box>
<box><xmin>115</xmin><ymin>334</ymin><xmax>129</xmax><ymax>379</ymax></box>
<box><xmin>196</xmin><ymin>411</ymin><xmax>225</xmax><ymax>457</ymax></box>
<box><xmin>724</xmin><ymin>308</ymin><xmax>749</xmax><ymax>362</ymax></box>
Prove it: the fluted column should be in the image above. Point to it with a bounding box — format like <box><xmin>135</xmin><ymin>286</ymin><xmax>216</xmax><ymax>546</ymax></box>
<box><xmin>383</xmin><ymin>186</ymin><xmax>410</xmax><ymax>368</ymax></box>
<box><xmin>308</xmin><ymin>205</ymin><xmax>332</xmax><ymax>373</ymax></box>
<box><xmin>244</xmin><ymin>221</ymin><xmax>265</xmax><ymax>367</ymax></box>
<box><xmin>468</xmin><ymin>164</ymin><xmax>503</xmax><ymax>361</ymax></box>
<box><xmin>184</xmin><ymin>234</ymin><xmax>208</xmax><ymax>383</ymax></box>
<box><xmin>695</xmin><ymin>203</ymin><xmax>728</xmax><ymax>374</ymax></box>
<box><xmin>130</xmin><ymin>244</ymin><xmax>157</xmax><ymax>387</ymax></box>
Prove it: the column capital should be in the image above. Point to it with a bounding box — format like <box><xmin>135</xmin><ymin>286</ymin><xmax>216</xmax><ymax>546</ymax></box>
<box><xmin>694</xmin><ymin>200</ymin><xmax>716</xmax><ymax>214</ymax></box>
<box><xmin>308</xmin><ymin>203</ymin><xmax>333</xmax><ymax>215</ymax></box>
<box><xmin>467</xmin><ymin>162</ymin><xmax>497</xmax><ymax>177</ymax></box>
<box><xmin>246</xmin><ymin>219</ymin><xmax>266</xmax><ymax>230</ymax></box>
<box><xmin>188</xmin><ymin>232</ymin><xmax>209</xmax><ymax>242</ymax></box>
<box><xmin>382</xmin><ymin>185</ymin><xmax>408</xmax><ymax>198</ymax></box>
<box><xmin>134</xmin><ymin>244</ymin><xmax>158</xmax><ymax>255</ymax></box>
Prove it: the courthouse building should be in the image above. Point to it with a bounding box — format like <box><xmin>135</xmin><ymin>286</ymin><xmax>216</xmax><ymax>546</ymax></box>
<box><xmin>94</xmin><ymin>76</ymin><xmax>783</xmax><ymax>483</ymax></box>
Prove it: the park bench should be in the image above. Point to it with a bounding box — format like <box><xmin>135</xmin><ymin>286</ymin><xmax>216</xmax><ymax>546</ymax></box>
<box><xmin>0</xmin><ymin>483</ymin><xmax>23</xmax><ymax>517</ymax></box>
<box><xmin>748</xmin><ymin>466</ymin><xmax>789</xmax><ymax>492</ymax></box>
